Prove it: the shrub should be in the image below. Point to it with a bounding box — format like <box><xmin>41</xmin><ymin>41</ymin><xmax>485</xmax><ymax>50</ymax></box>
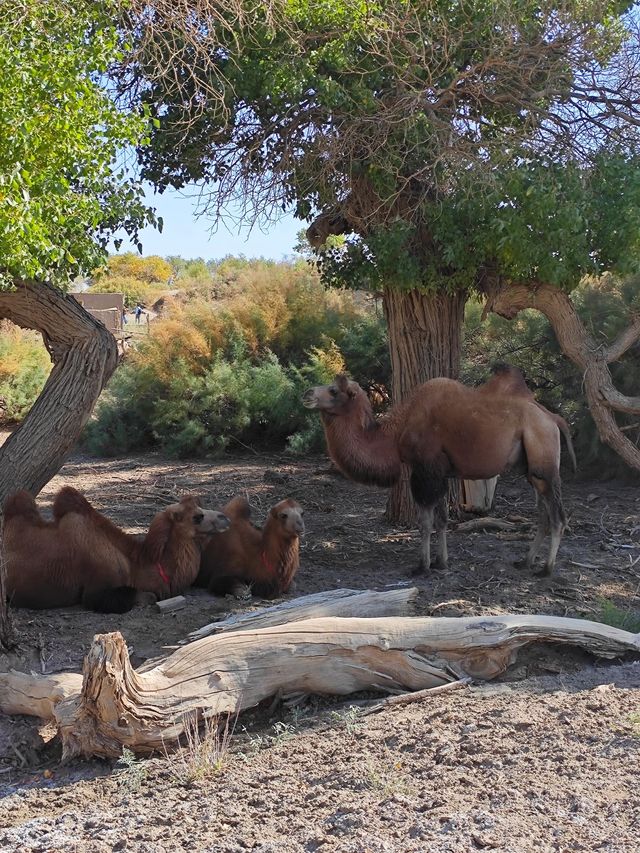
<box><xmin>0</xmin><ymin>324</ymin><xmax>51</xmax><ymax>422</ymax></box>
<box><xmin>85</xmin><ymin>260</ymin><xmax>385</xmax><ymax>458</ymax></box>
<box><xmin>89</xmin><ymin>275</ymin><xmax>154</xmax><ymax>309</ymax></box>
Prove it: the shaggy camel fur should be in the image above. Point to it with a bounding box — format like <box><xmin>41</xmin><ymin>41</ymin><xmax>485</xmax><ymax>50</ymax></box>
<box><xmin>303</xmin><ymin>371</ymin><xmax>568</xmax><ymax>576</ymax></box>
<box><xmin>4</xmin><ymin>487</ymin><xmax>230</xmax><ymax>613</ymax></box>
<box><xmin>197</xmin><ymin>496</ymin><xmax>304</xmax><ymax>599</ymax></box>
<box><xmin>479</xmin><ymin>363</ymin><xmax>576</xmax><ymax>471</ymax></box>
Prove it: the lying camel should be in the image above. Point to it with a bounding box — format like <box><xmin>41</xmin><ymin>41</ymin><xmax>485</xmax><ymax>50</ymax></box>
<box><xmin>303</xmin><ymin>370</ymin><xmax>569</xmax><ymax>576</ymax></box>
<box><xmin>4</xmin><ymin>487</ymin><xmax>230</xmax><ymax>613</ymax></box>
<box><xmin>196</xmin><ymin>496</ymin><xmax>304</xmax><ymax>598</ymax></box>
<box><xmin>479</xmin><ymin>363</ymin><xmax>576</xmax><ymax>471</ymax></box>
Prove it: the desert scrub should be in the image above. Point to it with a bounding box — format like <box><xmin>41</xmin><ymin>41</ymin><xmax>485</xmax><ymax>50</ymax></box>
<box><xmin>84</xmin><ymin>260</ymin><xmax>387</xmax><ymax>458</ymax></box>
<box><xmin>0</xmin><ymin>323</ymin><xmax>51</xmax><ymax>422</ymax></box>
<box><xmin>595</xmin><ymin>598</ymin><xmax>640</xmax><ymax>634</ymax></box>
<box><xmin>165</xmin><ymin>713</ymin><xmax>235</xmax><ymax>785</ymax></box>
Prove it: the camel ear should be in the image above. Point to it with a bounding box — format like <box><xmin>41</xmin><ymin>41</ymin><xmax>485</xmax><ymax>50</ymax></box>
<box><xmin>335</xmin><ymin>374</ymin><xmax>351</xmax><ymax>392</ymax></box>
<box><xmin>168</xmin><ymin>507</ymin><xmax>185</xmax><ymax>522</ymax></box>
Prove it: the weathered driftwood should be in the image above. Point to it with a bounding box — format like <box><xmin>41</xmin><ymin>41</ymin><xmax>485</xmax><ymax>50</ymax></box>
<box><xmin>186</xmin><ymin>586</ymin><xmax>419</xmax><ymax>641</ymax></box>
<box><xmin>155</xmin><ymin>595</ymin><xmax>186</xmax><ymax>614</ymax></box>
<box><xmin>455</xmin><ymin>517</ymin><xmax>517</xmax><ymax>533</ymax></box>
<box><xmin>2</xmin><ymin>610</ymin><xmax>638</xmax><ymax>760</ymax></box>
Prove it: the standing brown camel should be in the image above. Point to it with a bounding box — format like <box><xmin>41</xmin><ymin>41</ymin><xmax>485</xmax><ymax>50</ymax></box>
<box><xmin>196</xmin><ymin>496</ymin><xmax>304</xmax><ymax>598</ymax></box>
<box><xmin>303</xmin><ymin>371</ymin><xmax>569</xmax><ymax>576</ymax></box>
<box><xmin>4</xmin><ymin>487</ymin><xmax>230</xmax><ymax>612</ymax></box>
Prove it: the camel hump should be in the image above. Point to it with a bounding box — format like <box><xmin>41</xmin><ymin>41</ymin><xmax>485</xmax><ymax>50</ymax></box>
<box><xmin>53</xmin><ymin>486</ymin><xmax>95</xmax><ymax>520</ymax></box>
<box><xmin>480</xmin><ymin>363</ymin><xmax>533</xmax><ymax>398</ymax></box>
<box><xmin>3</xmin><ymin>490</ymin><xmax>39</xmax><ymax>523</ymax></box>
<box><xmin>223</xmin><ymin>496</ymin><xmax>252</xmax><ymax>521</ymax></box>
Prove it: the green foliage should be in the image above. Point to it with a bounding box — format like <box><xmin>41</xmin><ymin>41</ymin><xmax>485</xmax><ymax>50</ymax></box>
<box><xmin>595</xmin><ymin>599</ymin><xmax>640</xmax><ymax>634</ymax></box>
<box><xmin>89</xmin><ymin>275</ymin><xmax>153</xmax><ymax>309</ymax></box>
<box><xmin>0</xmin><ymin>325</ymin><xmax>51</xmax><ymax>422</ymax></box>
<box><xmin>89</xmin><ymin>253</ymin><xmax>174</xmax><ymax>306</ymax></box>
<box><xmin>84</xmin><ymin>260</ymin><xmax>388</xmax><ymax>457</ymax></box>
<box><xmin>0</xmin><ymin>1</ymin><xmax>154</xmax><ymax>289</ymax></box>
<box><xmin>124</xmin><ymin>0</ymin><xmax>638</xmax><ymax>304</ymax></box>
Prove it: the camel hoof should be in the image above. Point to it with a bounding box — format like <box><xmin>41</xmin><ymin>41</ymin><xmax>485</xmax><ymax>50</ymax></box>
<box><xmin>410</xmin><ymin>562</ymin><xmax>426</xmax><ymax>577</ymax></box>
<box><xmin>534</xmin><ymin>565</ymin><xmax>552</xmax><ymax>578</ymax></box>
<box><xmin>135</xmin><ymin>591</ymin><xmax>158</xmax><ymax>607</ymax></box>
<box><xmin>432</xmin><ymin>557</ymin><xmax>448</xmax><ymax>572</ymax></box>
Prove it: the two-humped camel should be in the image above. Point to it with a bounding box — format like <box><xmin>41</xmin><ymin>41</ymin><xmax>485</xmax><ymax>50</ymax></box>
<box><xmin>304</xmin><ymin>367</ymin><xmax>571</xmax><ymax>575</ymax></box>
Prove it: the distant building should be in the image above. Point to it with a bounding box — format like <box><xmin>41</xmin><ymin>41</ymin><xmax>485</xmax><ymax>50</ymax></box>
<box><xmin>71</xmin><ymin>292</ymin><xmax>124</xmax><ymax>333</ymax></box>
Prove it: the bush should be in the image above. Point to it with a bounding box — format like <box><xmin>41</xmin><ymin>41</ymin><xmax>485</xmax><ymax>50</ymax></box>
<box><xmin>83</xmin><ymin>259</ymin><xmax>378</xmax><ymax>458</ymax></box>
<box><xmin>89</xmin><ymin>275</ymin><xmax>154</xmax><ymax>309</ymax></box>
<box><xmin>0</xmin><ymin>324</ymin><xmax>50</xmax><ymax>422</ymax></box>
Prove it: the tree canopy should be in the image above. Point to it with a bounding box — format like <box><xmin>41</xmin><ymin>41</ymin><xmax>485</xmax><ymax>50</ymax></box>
<box><xmin>121</xmin><ymin>0</ymin><xmax>640</xmax><ymax>288</ymax></box>
<box><xmin>0</xmin><ymin>0</ymin><xmax>154</xmax><ymax>290</ymax></box>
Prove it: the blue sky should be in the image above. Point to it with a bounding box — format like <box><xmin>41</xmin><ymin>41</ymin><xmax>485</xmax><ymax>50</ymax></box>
<box><xmin>112</xmin><ymin>186</ymin><xmax>303</xmax><ymax>261</ymax></box>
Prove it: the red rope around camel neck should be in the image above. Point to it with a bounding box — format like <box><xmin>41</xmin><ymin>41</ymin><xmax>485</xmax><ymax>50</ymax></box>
<box><xmin>155</xmin><ymin>562</ymin><xmax>170</xmax><ymax>585</ymax></box>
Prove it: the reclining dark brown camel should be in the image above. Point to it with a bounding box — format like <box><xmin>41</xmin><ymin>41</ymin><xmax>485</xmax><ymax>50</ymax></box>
<box><xmin>303</xmin><ymin>369</ymin><xmax>569</xmax><ymax>576</ymax></box>
<box><xmin>4</xmin><ymin>487</ymin><xmax>230</xmax><ymax>612</ymax></box>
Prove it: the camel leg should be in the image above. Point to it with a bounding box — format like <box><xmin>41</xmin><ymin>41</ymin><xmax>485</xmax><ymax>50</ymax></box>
<box><xmin>527</xmin><ymin>475</ymin><xmax>566</xmax><ymax>577</ymax></box>
<box><xmin>414</xmin><ymin>505</ymin><xmax>435</xmax><ymax>574</ymax></box>
<box><xmin>409</xmin><ymin>463</ymin><xmax>448</xmax><ymax>573</ymax></box>
<box><xmin>536</xmin><ymin>477</ymin><xmax>566</xmax><ymax>577</ymax></box>
<box><xmin>516</xmin><ymin>498</ymin><xmax>549</xmax><ymax>571</ymax></box>
<box><xmin>433</xmin><ymin>496</ymin><xmax>449</xmax><ymax>570</ymax></box>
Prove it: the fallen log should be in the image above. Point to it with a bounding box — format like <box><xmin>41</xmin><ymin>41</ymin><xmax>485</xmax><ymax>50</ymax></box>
<box><xmin>186</xmin><ymin>586</ymin><xmax>419</xmax><ymax>641</ymax></box>
<box><xmin>54</xmin><ymin>615</ymin><xmax>640</xmax><ymax>758</ymax></box>
<box><xmin>2</xmin><ymin>611</ymin><xmax>638</xmax><ymax>760</ymax></box>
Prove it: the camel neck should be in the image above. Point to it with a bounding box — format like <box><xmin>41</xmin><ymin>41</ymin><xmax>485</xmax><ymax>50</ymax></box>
<box><xmin>261</xmin><ymin>523</ymin><xmax>299</xmax><ymax>590</ymax></box>
<box><xmin>322</xmin><ymin>409</ymin><xmax>401</xmax><ymax>487</ymax></box>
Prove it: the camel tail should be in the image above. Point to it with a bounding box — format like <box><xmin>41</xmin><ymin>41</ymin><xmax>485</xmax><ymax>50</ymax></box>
<box><xmin>53</xmin><ymin>486</ymin><xmax>96</xmax><ymax>520</ymax></box>
<box><xmin>556</xmin><ymin>417</ymin><xmax>577</xmax><ymax>473</ymax></box>
<box><xmin>3</xmin><ymin>490</ymin><xmax>39</xmax><ymax>523</ymax></box>
<box><xmin>82</xmin><ymin>586</ymin><xmax>138</xmax><ymax>614</ymax></box>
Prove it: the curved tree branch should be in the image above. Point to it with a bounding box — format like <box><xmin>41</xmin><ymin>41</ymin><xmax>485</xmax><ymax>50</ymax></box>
<box><xmin>0</xmin><ymin>280</ymin><xmax>118</xmax><ymax>503</ymax></box>
<box><xmin>483</xmin><ymin>279</ymin><xmax>640</xmax><ymax>472</ymax></box>
<box><xmin>0</xmin><ymin>280</ymin><xmax>117</xmax><ymax>648</ymax></box>
<box><xmin>606</xmin><ymin>315</ymin><xmax>640</xmax><ymax>364</ymax></box>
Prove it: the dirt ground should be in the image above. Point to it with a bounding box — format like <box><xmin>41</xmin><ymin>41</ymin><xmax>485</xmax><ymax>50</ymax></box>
<box><xmin>1</xmin><ymin>444</ymin><xmax>639</xmax><ymax>852</ymax></box>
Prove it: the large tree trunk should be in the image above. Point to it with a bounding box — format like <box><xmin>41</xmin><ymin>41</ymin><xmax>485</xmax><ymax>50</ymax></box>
<box><xmin>483</xmin><ymin>280</ymin><xmax>640</xmax><ymax>472</ymax></box>
<box><xmin>383</xmin><ymin>287</ymin><xmax>467</xmax><ymax>524</ymax></box>
<box><xmin>0</xmin><ymin>280</ymin><xmax>118</xmax><ymax>648</ymax></box>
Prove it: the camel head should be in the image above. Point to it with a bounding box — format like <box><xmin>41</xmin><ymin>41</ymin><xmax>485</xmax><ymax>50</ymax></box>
<box><xmin>270</xmin><ymin>499</ymin><xmax>305</xmax><ymax>538</ymax></box>
<box><xmin>166</xmin><ymin>495</ymin><xmax>231</xmax><ymax>537</ymax></box>
<box><xmin>302</xmin><ymin>374</ymin><xmax>364</xmax><ymax>415</ymax></box>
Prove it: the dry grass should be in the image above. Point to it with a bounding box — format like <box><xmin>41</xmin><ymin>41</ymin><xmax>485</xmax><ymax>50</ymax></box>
<box><xmin>164</xmin><ymin>712</ymin><xmax>237</xmax><ymax>785</ymax></box>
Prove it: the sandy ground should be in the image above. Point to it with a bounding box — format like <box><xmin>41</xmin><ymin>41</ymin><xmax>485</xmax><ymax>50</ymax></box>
<box><xmin>1</xmin><ymin>445</ymin><xmax>639</xmax><ymax>851</ymax></box>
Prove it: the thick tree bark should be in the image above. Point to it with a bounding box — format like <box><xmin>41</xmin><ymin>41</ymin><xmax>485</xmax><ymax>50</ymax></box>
<box><xmin>383</xmin><ymin>287</ymin><xmax>467</xmax><ymax>524</ymax></box>
<box><xmin>483</xmin><ymin>280</ymin><xmax>640</xmax><ymax>472</ymax></box>
<box><xmin>0</xmin><ymin>280</ymin><xmax>119</xmax><ymax>647</ymax></box>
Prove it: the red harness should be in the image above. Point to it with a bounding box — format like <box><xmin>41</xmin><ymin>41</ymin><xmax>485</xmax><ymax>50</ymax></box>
<box><xmin>260</xmin><ymin>551</ymin><xmax>275</xmax><ymax>574</ymax></box>
<box><xmin>155</xmin><ymin>562</ymin><xmax>170</xmax><ymax>585</ymax></box>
